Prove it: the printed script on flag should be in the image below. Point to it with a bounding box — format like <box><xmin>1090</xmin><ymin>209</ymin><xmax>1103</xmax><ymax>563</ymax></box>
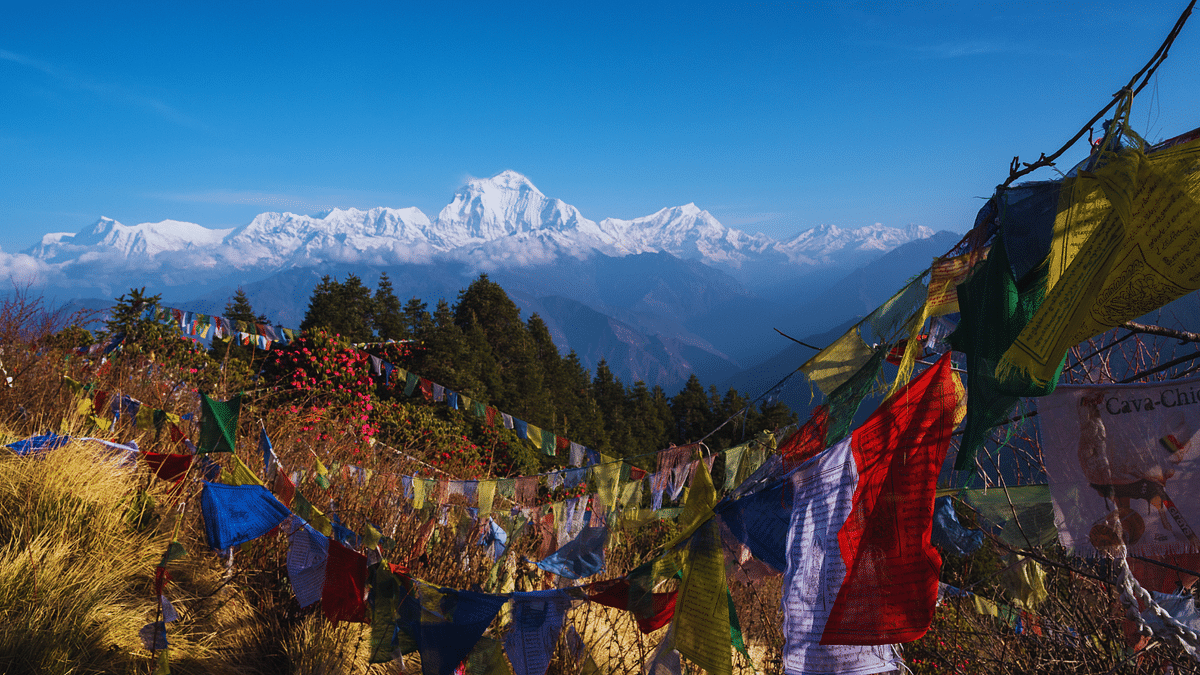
<box><xmin>1040</xmin><ymin>375</ymin><xmax>1200</xmax><ymax>556</ymax></box>
<box><xmin>782</xmin><ymin>438</ymin><xmax>900</xmax><ymax>675</ymax></box>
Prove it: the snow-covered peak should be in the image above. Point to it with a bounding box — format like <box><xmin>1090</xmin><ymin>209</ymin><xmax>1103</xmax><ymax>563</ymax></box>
<box><xmin>598</xmin><ymin>204</ymin><xmax>775</xmax><ymax>266</ymax></box>
<box><xmin>775</xmin><ymin>222</ymin><xmax>935</xmax><ymax>263</ymax></box>
<box><xmin>28</xmin><ymin>216</ymin><xmax>232</xmax><ymax>260</ymax></box>
<box><xmin>431</xmin><ymin>170</ymin><xmax>600</xmax><ymax>247</ymax></box>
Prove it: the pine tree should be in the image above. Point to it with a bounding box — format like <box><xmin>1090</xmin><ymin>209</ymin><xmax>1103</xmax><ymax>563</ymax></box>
<box><xmin>374</xmin><ymin>272</ymin><xmax>406</xmax><ymax>341</ymax></box>
<box><xmin>402</xmin><ymin>297</ymin><xmax>431</xmax><ymax>341</ymax></box>
<box><xmin>300</xmin><ymin>274</ymin><xmax>376</xmax><ymax>342</ymax></box>
<box><xmin>105</xmin><ymin>287</ymin><xmax>172</xmax><ymax>343</ymax></box>
<box><xmin>224</xmin><ymin>288</ymin><xmax>264</xmax><ymax>324</ymax></box>
<box><xmin>670</xmin><ymin>374</ymin><xmax>714</xmax><ymax>444</ymax></box>
<box><xmin>212</xmin><ymin>288</ymin><xmax>264</xmax><ymax>362</ymax></box>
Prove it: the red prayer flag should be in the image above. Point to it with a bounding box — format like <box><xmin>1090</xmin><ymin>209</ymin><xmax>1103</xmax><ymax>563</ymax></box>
<box><xmin>822</xmin><ymin>352</ymin><xmax>958</xmax><ymax>645</ymax></box>
<box><xmin>587</xmin><ymin>579</ymin><xmax>678</xmax><ymax>633</ymax></box>
<box><xmin>273</xmin><ymin>470</ymin><xmax>296</xmax><ymax>509</ymax></box>
<box><xmin>323</xmin><ymin>540</ymin><xmax>368</xmax><ymax>623</ymax></box>
<box><xmin>142</xmin><ymin>451</ymin><xmax>193</xmax><ymax>484</ymax></box>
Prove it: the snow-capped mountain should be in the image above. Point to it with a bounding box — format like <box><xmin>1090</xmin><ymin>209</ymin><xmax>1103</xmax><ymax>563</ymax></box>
<box><xmin>22</xmin><ymin>170</ymin><xmax>933</xmax><ymax>289</ymax></box>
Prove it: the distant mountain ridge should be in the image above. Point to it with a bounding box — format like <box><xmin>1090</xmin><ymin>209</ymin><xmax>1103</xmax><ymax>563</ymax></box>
<box><xmin>19</xmin><ymin>170</ymin><xmax>933</xmax><ymax>297</ymax></box>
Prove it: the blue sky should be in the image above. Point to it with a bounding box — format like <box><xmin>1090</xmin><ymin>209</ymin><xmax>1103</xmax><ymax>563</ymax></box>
<box><xmin>3</xmin><ymin>1</ymin><xmax>1200</xmax><ymax>253</ymax></box>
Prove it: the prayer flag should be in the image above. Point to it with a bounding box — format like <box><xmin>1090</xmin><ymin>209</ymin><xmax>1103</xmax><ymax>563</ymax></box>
<box><xmin>505</xmin><ymin>590</ymin><xmax>575</xmax><ymax>675</ymax></box>
<box><xmin>672</xmin><ymin>459</ymin><xmax>731</xmax><ymax>675</ymax></box>
<box><xmin>142</xmin><ymin>452</ymin><xmax>192</xmax><ymax>484</ymax></box>
<box><xmin>536</xmin><ymin>526</ymin><xmax>608</xmax><ymax>579</ymax></box>
<box><xmin>198</xmin><ymin>393</ymin><xmax>241</xmax><ymax>453</ymax></box>
<box><xmin>313</xmin><ymin>454</ymin><xmax>331</xmax><ymax>489</ymax></box>
<box><xmin>199</xmin><ymin>482</ymin><xmax>291</xmax><ymax>550</ymax></box>
<box><xmin>287</xmin><ymin>522</ymin><xmax>328</xmax><ymax>608</ymax></box>
<box><xmin>323</xmin><ymin>540</ymin><xmax>368</xmax><ymax>623</ymax></box>
<box><xmin>1039</xmin><ymin>376</ymin><xmax>1200</xmax><ymax>555</ymax></box>
<box><xmin>259</xmin><ymin>429</ymin><xmax>273</xmax><ymax>477</ymax></box>
<box><xmin>1002</xmin><ymin>137</ymin><xmax>1200</xmax><ymax>388</ymax></box>
<box><xmin>396</xmin><ymin>583</ymin><xmax>508</xmax><ymax>675</ymax></box>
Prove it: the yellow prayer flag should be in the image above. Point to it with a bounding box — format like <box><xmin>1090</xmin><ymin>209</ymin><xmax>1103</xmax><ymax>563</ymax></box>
<box><xmin>799</xmin><ymin>329</ymin><xmax>875</xmax><ymax>396</ymax></box>
<box><xmin>593</xmin><ymin>455</ymin><xmax>622</xmax><ymax>509</ymax></box>
<box><xmin>136</xmin><ymin>405</ymin><xmax>155</xmax><ymax>430</ymax></box>
<box><xmin>526</xmin><ymin>423</ymin><xmax>543</xmax><ymax>450</ymax></box>
<box><xmin>228</xmin><ymin>455</ymin><xmax>263</xmax><ymax>487</ymax></box>
<box><xmin>1001</xmin><ymin>136</ymin><xmax>1200</xmax><ymax>387</ymax></box>
<box><xmin>674</xmin><ymin>467</ymin><xmax>731</xmax><ymax>675</ymax></box>
<box><xmin>412</xmin><ymin>478</ymin><xmax>427</xmax><ymax>510</ymax></box>
<box><xmin>364</xmin><ymin>522</ymin><xmax>382</xmax><ymax>550</ymax></box>
<box><xmin>478</xmin><ymin>480</ymin><xmax>497</xmax><ymax>520</ymax></box>
<box><xmin>927</xmin><ymin>248</ymin><xmax>989</xmax><ymax>317</ymax></box>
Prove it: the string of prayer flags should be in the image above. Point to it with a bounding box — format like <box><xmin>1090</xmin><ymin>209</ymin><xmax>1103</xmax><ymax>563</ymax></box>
<box><xmin>200</xmin><ymin>482</ymin><xmax>291</xmax><ymax>550</ymax></box>
<box><xmin>198</xmin><ymin>392</ymin><xmax>241</xmax><ymax>453</ymax></box>
<box><xmin>505</xmin><ymin>590</ymin><xmax>577</xmax><ymax>675</ymax></box>
<box><xmin>323</xmin><ymin>539</ymin><xmax>369</xmax><ymax>623</ymax></box>
<box><xmin>287</xmin><ymin>521</ymin><xmax>329</xmax><ymax>608</ymax></box>
<box><xmin>781</xmin><ymin>353</ymin><xmax>956</xmax><ymax>673</ymax></box>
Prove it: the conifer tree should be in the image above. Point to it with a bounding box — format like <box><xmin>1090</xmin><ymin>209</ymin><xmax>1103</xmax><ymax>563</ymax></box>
<box><xmin>105</xmin><ymin>287</ymin><xmax>172</xmax><ymax>343</ymax></box>
<box><xmin>300</xmin><ymin>274</ymin><xmax>375</xmax><ymax>342</ymax></box>
<box><xmin>374</xmin><ymin>272</ymin><xmax>406</xmax><ymax>341</ymax></box>
<box><xmin>670</xmin><ymin>374</ymin><xmax>714</xmax><ymax>444</ymax></box>
<box><xmin>212</xmin><ymin>287</ymin><xmax>265</xmax><ymax>362</ymax></box>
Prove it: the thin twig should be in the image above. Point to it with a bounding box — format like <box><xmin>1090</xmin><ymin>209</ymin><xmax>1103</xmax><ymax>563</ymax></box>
<box><xmin>1000</xmin><ymin>0</ymin><xmax>1196</xmax><ymax>187</ymax></box>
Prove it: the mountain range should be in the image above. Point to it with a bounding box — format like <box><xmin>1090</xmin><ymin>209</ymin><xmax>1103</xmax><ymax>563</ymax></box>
<box><xmin>8</xmin><ymin>170</ymin><xmax>955</xmax><ymax>395</ymax></box>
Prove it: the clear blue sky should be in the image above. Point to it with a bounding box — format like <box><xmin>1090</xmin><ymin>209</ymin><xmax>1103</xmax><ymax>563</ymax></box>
<box><xmin>3</xmin><ymin>1</ymin><xmax>1200</xmax><ymax>254</ymax></box>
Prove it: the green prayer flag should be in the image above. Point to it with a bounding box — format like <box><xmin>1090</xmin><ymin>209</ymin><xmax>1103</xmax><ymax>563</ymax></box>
<box><xmin>403</xmin><ymin>371</ymin><xmax>419</xmax><ymax>397</ymax></box>
<box><xmin>949</xmin><ymin>234</ymin><xmax>1063</xmax><ymax>469</ymax></box>
<box><xmin>198</xmin><ymin>392</ymin><xmax>241</xmax><ymax>453</ymax></box>
<box><xmin>369</xmin><ymin>563</ymin><xmax>401</xmax><ymax>663</ymax></box>
<box><xmin>541</xmin><ymin>428</ymin><xmax>557</xmax><ymax>456</ymax></box>
<box><xmin>158</xmin><ymin>541</ymin><xmax>187</xmax><ymax>567</ymax></box>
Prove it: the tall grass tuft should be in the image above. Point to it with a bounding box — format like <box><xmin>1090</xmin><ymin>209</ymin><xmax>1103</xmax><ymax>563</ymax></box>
<box><xmin>0</xmin><ymin>439</ymin><xmax>260</xmax><ymax>674</ymax></box>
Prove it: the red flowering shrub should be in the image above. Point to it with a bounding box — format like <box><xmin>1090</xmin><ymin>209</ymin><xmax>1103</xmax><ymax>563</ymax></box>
<box><xmin>262</xmin><ymin>329</ymin><xmax>376</xmax><ymax>450</ymax></box>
